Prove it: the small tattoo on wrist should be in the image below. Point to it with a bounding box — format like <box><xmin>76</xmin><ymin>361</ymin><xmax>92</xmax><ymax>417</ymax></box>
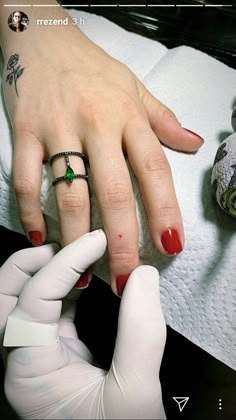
<box><xmin>6</xmin><ymin>54</ymin><xmax>24</xmax><ymax>97</ymax></box>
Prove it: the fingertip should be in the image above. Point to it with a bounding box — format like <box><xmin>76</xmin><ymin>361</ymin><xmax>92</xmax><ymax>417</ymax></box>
<box><xmin>150</xmin><ymin>106</ymin><xmax>204</xmax><ymax>152</ymax></box>
<box><xmin>28</xmin><ymin>230</ymin><xmax>44</xmax><ymax>247</ymax></box>
<box><xmin>48</xmin><ymin>242</ymin><xmax>61</xmax><ymax>253</ymax></box>
<box><xmin>128</xmin><ymin>265</ymin><xmax>160</xmax><ymax>292</ymax></box>
<box><xmin>114</xmin><ymin>265</ymin><xmax>160</xmax><ymax>298</ymax></box>
<box><xmin>137</xmin><ymin>79</ymin><xmax>204</xmax><ymax>153</ymax></box>
<box><xmin>183</xmin><ymin>128</ymin><xmax>204</xmax><ymax>143</ymax></box>
<box><xmin>115</xmin><ymin>273</ymin><xmax>131</xmax><ymax>297</ymax></box>
<box><xmin>181</xmin><ymin>127</ymin><xmax>204</xmax><ymax>152</ymax></box>
<box><xmin>22</xmin><ymin>214</ymin><xmax>47</xmax><ymax>247</ymax></box>
<box><xmin>151</xmin><ymin>227</ymin><xmax>185</xmax><ymax>257</ymax></box>
<box><xmin>83</xmin><ymin>228</ymin><xmax>107</xmax><ymax>249</ymax></box>
<box><xmin>93</xmin><ymin>228</ymin><xmax>107</xmax><ymax>242</ymax></box>
<box><xmin>132</xmin><ymin>264</ymin><xmax>160</xmax><ymax>280</ymax></box>
<box><xmin>117</xmin><ymin>264</ymin><xmax>166</xmax><ymax>347</ymax></box>
<box><xmin>57</xmin><ymin>229</ymin><xmax>107</xmax><ymax>272</ymax></box>
<box><xmin>111</xmin><ymin>254</ymin><xmax>140</xmax><ymax>298</ymax></box>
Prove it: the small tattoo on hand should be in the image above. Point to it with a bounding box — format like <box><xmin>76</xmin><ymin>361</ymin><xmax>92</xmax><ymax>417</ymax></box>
<box><xmin>6</xmin><ymin>54</ymin><xmax>24</xmax><ymax>97</ymax></box>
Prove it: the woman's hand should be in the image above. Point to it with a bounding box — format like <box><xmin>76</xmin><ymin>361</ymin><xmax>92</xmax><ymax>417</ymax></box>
<box><xmin>1</xmin><ymin>6</ymin><xmax>204</xmax><ymax>295</ymax></box>
<box><xmin>0</xmin><ymin>230</ymin><xmax>167</xmax><ymax>419</ymax></box>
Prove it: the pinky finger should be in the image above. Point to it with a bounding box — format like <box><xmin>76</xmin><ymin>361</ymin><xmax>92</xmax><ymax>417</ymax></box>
<box><xmin>13</xmin><ymin>135</ymin><xmax>47</xmax><ymax>246</ymax></box>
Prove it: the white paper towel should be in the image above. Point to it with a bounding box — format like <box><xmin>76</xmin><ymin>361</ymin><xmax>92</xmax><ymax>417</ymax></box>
<box><xmin>0</xmin><ymin>10</ymin><xmax>236</xmax><ymax>370</ymax></box>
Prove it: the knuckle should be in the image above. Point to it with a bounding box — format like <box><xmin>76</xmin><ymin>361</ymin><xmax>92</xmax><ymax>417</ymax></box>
<box><xmin>14</xmin><ymin>117</ymin><xmax>32</xmax><ymax>131</ymax></box>
<box><xmin>14</xmin><ymin>120</ymin><xmax>43</xmax><ymax>148</ymax></box>
<box><xmin>120</xmin><ymin>96</ymin><xmax>139</xmax><ymax>117</ymax></box>
<box><xmin>161</xmin><ymin>107</ymin><xmax>177</xmax><ymax>122</ymax></box>
<box><xmin>102</xmin><ymin>183</ymin><xmax>132</xmax><ymax>210</ymax></box>
<box><xmin>19</xmin><ymin>208</ymin><xmax>40</xmax><ymax>226</ymax></box>
<box><xmin>14</xmin><ymin>178</ymin><xmax>35</xmax><ymax>196</ymax></box>
<box><xmin>136</xmin><ymin>125</ymin><xmax>154</xmax><ymax>139</ymax></box>
<box><xmin>142</xmin><ymin>153</ymin><xmax>171</xmax><ymax>175</ymax></box>
<box><xmin>84</xmin><ymin>100</ymin><xmax>108</xmax><ymax>131</ymax></box>
<box><xmin>110</xmin><ymin>248</ymin><xmax>138</xmax><ymax>267</ymax></box>
<box><xmin>156</xmin><ymin>204</ymin><xmax>180</xmax><ymax>219</ymax></box>
<box><xmin>112</xmin><ymin>252</ymin><xmax>136</xmax><ymax>263</ymax></box>
<box><xmin>14</xmin><ymin>119</ymin><xmax>37</xmax><ymax>138</ymax></box>
<box><xmin>58</xmin><ymin>191</ymin><xmax>87</xmax><ymax>214</ymax></box>
<box><xmin>83</xmin><ymin>92</ymin><xmax>138</xmax><ymax>132</ymax></box>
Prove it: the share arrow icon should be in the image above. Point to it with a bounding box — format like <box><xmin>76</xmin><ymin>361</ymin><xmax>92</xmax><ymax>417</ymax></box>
<box><xmin>173</xmin><ymin>397</ymin><xmax>189</xmax><ymax>412</ymax></box>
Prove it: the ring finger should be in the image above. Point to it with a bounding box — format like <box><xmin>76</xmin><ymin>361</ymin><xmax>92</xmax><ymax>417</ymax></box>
<box><xmin>86</xmin><ymin>135</ymin><xmax>139</xmax><ymax>297</ymax></box>
<box><xmin>47</xmin><ymin>139</ymin><xmax>90</xmax><ymax>247</ymax></box>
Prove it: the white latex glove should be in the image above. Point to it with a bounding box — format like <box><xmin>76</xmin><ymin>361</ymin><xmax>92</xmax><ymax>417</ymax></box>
<box><xmin>0</xmin><ymin>229</ymin><xmax>166</xmax><ymax>419</ymax></box>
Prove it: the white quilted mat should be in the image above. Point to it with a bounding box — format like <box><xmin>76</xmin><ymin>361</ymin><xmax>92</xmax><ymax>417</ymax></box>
<box><xmin>0</xmin><ymin>10</ymin><xmax>235</xmax><ymax>370</ymax></box>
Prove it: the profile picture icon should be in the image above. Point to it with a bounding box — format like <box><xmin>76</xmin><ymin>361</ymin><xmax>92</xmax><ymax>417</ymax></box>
<box><xmin>8</xmin><ymin>11</ymin><xmax>29</xmax><ymax>33</ymax></box>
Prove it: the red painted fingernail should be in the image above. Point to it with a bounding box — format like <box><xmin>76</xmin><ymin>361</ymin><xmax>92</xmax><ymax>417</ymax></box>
<box><xmin>29</xmin><ymin>231</ymin><xmax>43</xmax><ymax>246</ymax></box>
<box><xmin>183</xmin><ymin>128</ymin><xmax>204</xmax><ymax>142</ymax></box>
<box><xmin>161</xmin><ymin>229</ymin><xmax>183</xmax><ymax>255</ymax></box>
<box><xmin>74</xmin><ymin>270</ymin><xmax>91</xmax><ymax>289</ymax></box>
<box><xmin>116</xmin><ymin>273</ymin><xmax>131</xmax><ymax>297</ymax></box>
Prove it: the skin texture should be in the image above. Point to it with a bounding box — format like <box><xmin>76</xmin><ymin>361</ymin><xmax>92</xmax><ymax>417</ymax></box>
<box><xmin>0</xmin><ymin>2</ymin><xmax>204</xmax><ymax>295</ymax></box>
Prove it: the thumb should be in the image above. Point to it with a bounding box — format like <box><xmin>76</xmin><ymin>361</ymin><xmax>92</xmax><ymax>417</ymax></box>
<box><xmin>136</xmin><ymin>78</ymin><xmax>204</xmax><ymax>152</ymax></box>
<box><xmin>105</xmin><ymin>266</ymin><xmax>166</xmax><ymax>419</ymax></box>
<box><xmin>114</xmin><ymin>265</ymin><xmax>166</xmax><ymax>381</ymax></box>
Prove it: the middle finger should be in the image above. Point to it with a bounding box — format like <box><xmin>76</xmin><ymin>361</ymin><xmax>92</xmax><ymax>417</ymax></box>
<box><xmin>86</xmin><ymin>135</ymin><xmax>139</xmax><ymax>297</ymax></box>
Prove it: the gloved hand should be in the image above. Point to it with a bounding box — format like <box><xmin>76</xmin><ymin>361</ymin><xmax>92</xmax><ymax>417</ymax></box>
<box><xmin>0</xmin><ymin>230</ymin><xmax>166</xmax><ymax>419</ymax></box>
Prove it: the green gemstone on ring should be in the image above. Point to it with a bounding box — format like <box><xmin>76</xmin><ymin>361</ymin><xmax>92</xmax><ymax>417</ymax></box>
<box><xmin>65</xmin><ymin>166</ymin><xmax>75</xmax><ymax>182</ymax></box>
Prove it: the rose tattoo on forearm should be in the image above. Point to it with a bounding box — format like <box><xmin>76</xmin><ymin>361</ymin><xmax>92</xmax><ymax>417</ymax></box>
<box><xmin>6</xmin><ymin>54</ymin><xmax>24</xmax><ymax>97</ymax></box>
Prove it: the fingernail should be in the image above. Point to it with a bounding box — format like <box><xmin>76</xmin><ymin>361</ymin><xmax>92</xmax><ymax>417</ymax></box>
<box><xmin>74</xmin><ymin>270</ymin><xmax>91</xmax><ymax>289</ymax></box>
<box><xmin>116</xmin><ymin>273</ymin><xmax>131</xmax><ymax>297</ymax></box>
<box><xmin>161</xmin><ymin>229</ymin><xmax>183</xmax><ymax>255</ymax></box>
<box><xmin>29</xmin><ymin>231</ymin><xmax>43</xmax><ymax>246</ymax></box>
<box><xmin>183</xmin><ymin>128</ymin><xmax>204</xmax><ymax>142</ymax></box>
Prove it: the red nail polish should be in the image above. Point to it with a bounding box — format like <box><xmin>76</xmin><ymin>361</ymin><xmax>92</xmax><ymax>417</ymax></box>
<box><xmin>161</xmin><ymin>229</ymin><xmax>183</xmax><ymax>255</ymax></box>
<box><xmin>116</xmin><ymin>273</ymin><xmax>131</xmax><ymax>297</ymax></box>
<box><xmin>183</xmin><ymin>128</ymin><xmax>204</xmax><ymax>142</ymax></box>
<box><xmin>29</xmin><ymin>231</ymin><xmax>43</xmax><ymax>246</ymax></box>
<box><xmin>74</xmin><ymin>271</ymin><xmax>90</xmax><ymax>289</ymax></box>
